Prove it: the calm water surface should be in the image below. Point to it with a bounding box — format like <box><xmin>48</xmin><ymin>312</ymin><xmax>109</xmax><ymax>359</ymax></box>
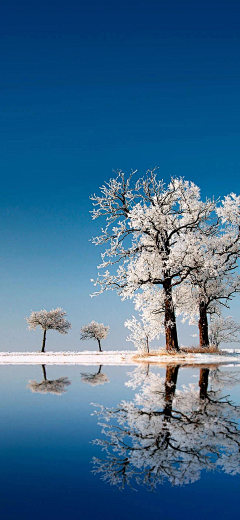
<box><xmin>1</xmin><ymin>363</ymin><xmax>240</xmax><ymax>520</ymax></box>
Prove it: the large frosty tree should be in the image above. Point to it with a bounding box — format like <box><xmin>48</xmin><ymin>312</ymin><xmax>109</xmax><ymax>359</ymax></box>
<box><xmin>26</xmin><ymin>308</ymin><xmax>71</xmax><ymax>352</ymax></box>
<box><xmin>91</xmin><ymin>171</ymin><xmax>215</xmax><ymax>351</ymax></box>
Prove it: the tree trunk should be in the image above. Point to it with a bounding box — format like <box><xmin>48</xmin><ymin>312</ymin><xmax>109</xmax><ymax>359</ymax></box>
<box><xmin>163</xmin><ymin>279</ymin><xmax>179</xmax><ymax>352</ymax></box>
<box><xmin>198</xmin><ymin>302</ymin><xmax>209</xmax><ymax>347</ymax></box>
<box><xmin>42</xmin><ymin>365</ymin><xmax>47</xmax><ymax>381</ymax></box>
<box><xmin>97</xmin><ymin>339</ymin><xmax>102</xmax><ymax>352</ymax></box>
<box><xmin>163</xmin><ymin>365</ymin><xmax>179</xmax><ymax>419</ymax></box>
<box><xmin>97</xmin><ymin>365</ymin><xmax>102</xmax><ymax>374</ymax></box>
<box><xmin>199</xmin><ymin>368</ymin><xmax>209</xmax><ymax>399</ymax></box>
<box><xmin>146</xmin><ymin>336</ymin><xmax>149</xmax><ymax>354</ymax></box>
<box><xmin>41</xmin><ymin>330</ymin><xmax>47</xmax><ymax>352</ymax></box>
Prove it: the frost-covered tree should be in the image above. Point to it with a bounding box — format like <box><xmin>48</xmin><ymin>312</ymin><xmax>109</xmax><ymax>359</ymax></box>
<box><xmin>80</xmin><ymin>321</ymin><xmax>109</xmax><ymax>352</ymax></box>
<box><xmin>209</xmin><ymin>316</ymin><xmax>240</xmax><ymax>347</ymax></box>
<box><xmin>28</xmin><ymin>365</ymin><xmax>71</xmax><ymax>395</ymax></box>
<box><xmin>81</xmin><ymin>366</ymin><xmax>110</xmax><ymax>386</ymax></box>
<box><xmin>91</xmin><ymin>171</ymin><xmax>215</xmax><ymax>352</ymax></box>
<box><xmin>26</xmin><ymin>308</ymin><xmax>71</xmax><ymax>352</ymax></box>
<box><xmin>91</xmin><ymin>365</ymin><xmax>240</xmax><ymax>490</ymax></box>
<box><xmin>176</xmin><ymin>271</ymin><xmax>240</xmax><ymax>347</ymax></box>
<box><xmin>125</xmin><ymin>286</ymin><xmax>165</xmax><ymax>353</ymax></box>
<box><xmin>124</xmin><ymin>316</ymin><xmax>157</xmax><ymax>353</ymax></box>
<box><xmin>175</xmin><ymin>194</ymin><xmax>240</xmax><ymax>347</ymax></box>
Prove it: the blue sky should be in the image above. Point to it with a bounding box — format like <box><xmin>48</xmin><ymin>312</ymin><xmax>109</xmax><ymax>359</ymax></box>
<box><xmin>1</xmin><ymin>0</ymin><xmax>240</xmax><ymax>350</ymax></box>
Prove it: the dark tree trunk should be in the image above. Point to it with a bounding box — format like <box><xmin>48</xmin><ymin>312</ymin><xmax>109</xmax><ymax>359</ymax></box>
<box><xmin>160</xmin><ymin>364</ymin><xmax>180</xmax><ymax>449</ymax></box>
<box><xmin>198</xmin><ymin>302</ymin><xmax>209</xmax><ymax>347</ymax></box>
<box><xmin>42</xmin><ymin>365</ymin><xmax>47</xmax><ymax>381</ymax></box>
<box><xmin>41</xmin><ymin>330</ymin><xmax>47</xmax><ymax>352</ymax></box>
<box><xmin>199</xmin><ymin>368</ymin><xmax>209</xmax><ymax>399</ymax></box>
<box><xmin>97</xmin><ymin>365</ymin><xmax>102</xmax><ymax>374</ymax></box>
<box><xmin>146</xmin><ymin>336</ymin><xmax>149</xmax><ymax>354</ymax></box>
<box><xmin>163</xmin><ymin>279</ymin><xmax>179</xmax><ymax>352</ymax></box>
<box><xmin>164</xmin><ymin>365</ymin><xmax>179</xmax><ymax>419</ymax></box>
<box><xmin>97</xmin><ymin>339</ymin><xmax>102</xmax><ymax>352</ymax></box>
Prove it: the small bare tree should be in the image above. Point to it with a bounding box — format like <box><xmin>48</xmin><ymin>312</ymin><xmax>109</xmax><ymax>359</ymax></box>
<box><xmin>26</xmin><ymin>308</ymin><xmax>71</xmax><ymax>352</ymax></box>
<box><xmin>80</xmin><ymin>321</ymin><xmax>109</xmax><ymax>352</ymax></box>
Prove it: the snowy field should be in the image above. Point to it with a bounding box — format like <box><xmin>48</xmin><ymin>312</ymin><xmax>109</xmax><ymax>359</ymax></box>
<box><xmin>0</xmin><ymin>349</ymin><xmax>240</xmax><ymax>365</ymax></box>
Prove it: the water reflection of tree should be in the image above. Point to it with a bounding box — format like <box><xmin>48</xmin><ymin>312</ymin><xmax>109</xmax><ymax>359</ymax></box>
<box><xmin>81</xmin><ymin>366</ymin><xmax>110</xmax><ymax>386</ymax></box>
<box><xmin>28</xmin><ymin>365</ymin><xmax>71</xmax><ymax>395</ymax></box>
<box><xmin>91</xmin><ymin>365</ymin><xmax>240</xmax><ymax>490</ymax></box>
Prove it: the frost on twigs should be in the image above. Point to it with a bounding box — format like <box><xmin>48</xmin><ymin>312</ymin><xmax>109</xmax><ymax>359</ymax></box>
<box><xmin>125</xmin><ymin>316</ymin><xmax>157</xmax><ymax>354</ymax></box>
<box><xmin>209</xmin><ymin>316</ymin><xmax>240</xmax><ymax>347</ymax></box>
<box><xmin>90</xmin><ymin>170</ymin><xmax>218</xmax><ymax>352</ymax></box>
<box><xmin>80</xmin><ymin>321</ymin><xmax>109</xmax><ymax>352</ymax></box>
<box><xmin>90</xmin><ymin>168</ymin><xmax>240</xmax><ymax>353</ymax></box>
<box><xmin>26</xmin><ymin>308</ymin><xmax>71</xmax><ymax>333</ymax></box>
<box><xmin>26</xmin><ymin>308</ymin><xmax>71</xmax><ymax>352</ymax></box>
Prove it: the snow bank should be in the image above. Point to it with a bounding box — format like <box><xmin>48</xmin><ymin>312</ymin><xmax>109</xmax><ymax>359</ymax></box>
<box><xmin>0</xmin><ymin>349</ymin><xmax>240</xmax><ymax>366</ymax></box>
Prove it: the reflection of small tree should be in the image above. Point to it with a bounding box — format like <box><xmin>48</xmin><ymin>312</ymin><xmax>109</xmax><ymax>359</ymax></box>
<box><xmin>81</xmin><ymin>366</ymin><xmax>110</xmax><ymax>386</ymax></box>
<box><xmin>80</xmin><ymin>321</ymin><xmax>109</xmax><ymax>352</ymax></box>
<box><xmin>28</xmin><ymin>365</ymin><xmax>71</xmax><ymax>395</ymax></box>
<box><xmin>209</xmin><ymin>316</ymin><xmax>240</xmax><ymax>347</ymax></box>
<box><xmin>26</xmin><ymin>308</ymin><xmax>71</xmax><ymax>352</ymax></box>
<box><xmin>91</xmin><ymin>365</ymin><xmax>240</xmax><ymax>490</ymax></box>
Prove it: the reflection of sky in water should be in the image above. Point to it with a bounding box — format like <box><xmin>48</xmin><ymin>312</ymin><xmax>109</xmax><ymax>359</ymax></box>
<box><xmin>1</xmin><ymin>364</ymin><xmax>240</xmax><ymax>520</ymax></box>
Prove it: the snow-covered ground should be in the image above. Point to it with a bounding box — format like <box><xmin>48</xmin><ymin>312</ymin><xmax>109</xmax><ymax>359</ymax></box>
<box><xmin>0</xmin><ymin>349</ymin><xmax>240</xmax><ymax>365</ymax></box>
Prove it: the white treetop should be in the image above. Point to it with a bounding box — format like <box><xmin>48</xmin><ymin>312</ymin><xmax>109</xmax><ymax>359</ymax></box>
<box><xmin>80</xmin><ymin>321</ymin><xmax>109</xmax><ymax>341</ymax></box>
<box><xmin>26</xmin><ymin>307</ymin><xmax>71</xmax><ymax>352</ymax></box>
<box><xmin>92</xmin><ymin>173</ymin><xmax>214</xmax><ymax>296</ymax></box>
<box><xmin>209</xmin><ymin>316</ymin><xmax>240</xmax><ymax>347</ymax></box>
<box><xmin>80</xmin><ymin>321</ymin><xmax>109</xmax><ymax>352</ymax></box>
<box><xmin>26</xmin><ymin>308</ymin><xmax>71</xmax><ymax>334</ymax></box>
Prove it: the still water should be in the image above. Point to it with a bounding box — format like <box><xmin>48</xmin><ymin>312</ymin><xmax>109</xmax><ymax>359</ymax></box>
<box><xmin>1</xmin><ymin>363</ymin><xmax>240</xmax><ymax>520</ymax></box>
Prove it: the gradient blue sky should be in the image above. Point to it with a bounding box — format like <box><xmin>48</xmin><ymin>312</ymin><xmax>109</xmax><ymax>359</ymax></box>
<box><xmin>1</xmin><ymin>0</ymin><xmax>240</xmax><ymax>350</ymax></box>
